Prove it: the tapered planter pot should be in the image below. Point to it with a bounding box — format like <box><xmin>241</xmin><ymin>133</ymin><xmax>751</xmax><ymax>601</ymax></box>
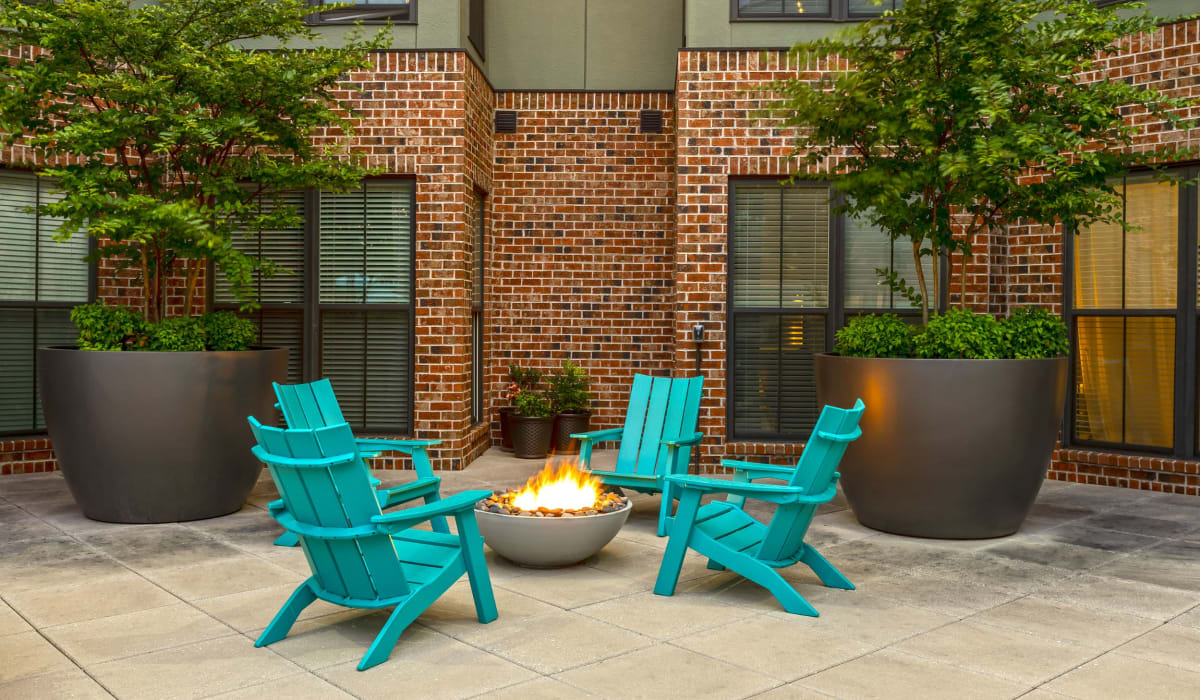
<box><xmin>498</xmin><ymin>406</ymin><xmax>515</xmax><ymax>451</ymax></box>
<box><xmin>510</xmin><ymin>415</ymin><xmax>554</xmax><ymax>459</ymax></box>
<box><xmin>553</xmin><ymin>411</ymin><xmax>591</xmax><ymax>455</ymax></box>
<box><xmin>38</xmin><ymin>346</ymin><xmax>287</xmax><ymax>523</ymax></box>
<box><xmin>815</xmin><ymin>354</ymin><xmax>1068</xmax><ymax>539</ymax></box>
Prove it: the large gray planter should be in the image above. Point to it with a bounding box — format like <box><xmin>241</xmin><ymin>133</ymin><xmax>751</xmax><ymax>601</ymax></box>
<box><xmin>38</xmin><ymin>346</ymin><xmax>287</xmax><ymax>523</ymax></box>
<box><xmin>815</xmin><ymin>354</ymin><xmax>1068</xmax><ymax>539</ymax></box>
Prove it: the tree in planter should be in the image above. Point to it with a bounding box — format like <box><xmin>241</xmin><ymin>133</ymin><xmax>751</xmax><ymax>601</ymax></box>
<box><xmin>0</xmin><ymin>0</ymin><xmax>384</xmax><ymax>324</ymax></box>
<box><xmin>764</xmin><ymin>0</ymin><xmax>1197</xmax><ymax>324</ymax></box>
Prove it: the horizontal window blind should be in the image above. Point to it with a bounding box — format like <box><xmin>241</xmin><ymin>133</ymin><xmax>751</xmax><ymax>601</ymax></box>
<box><xmin>732</xmin><ymin>314</ymin><xmax>825</xmax><ymax>438</ymax></box>
<box><xmin>844</xmin><ymin>212</ymin><xmax>930</xmax><ymax>310</ymax></box>
<box><xmin>321</xmin><ymin>311</ymin><xmax>409</xmax><ymax>431</ymax></box>
<box><xmin>738</xmin><ymin>0</ymin><xmax>832</xmax><ymax>16</ymax></box>
<box><xmin>0</xmin><ymin>170</ymin><xmax>37</xmax><ymax>302</ymax></box>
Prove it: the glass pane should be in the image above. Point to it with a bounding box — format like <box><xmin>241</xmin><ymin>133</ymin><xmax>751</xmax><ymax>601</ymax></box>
<box><xmin>1074</xmin><ymin>215</ymin><xmax>1123</xmax><ymax>310</ymax></box>
<box><xmin>473</xmin><ymin>193</ymin><xmax>484</xmax><ymax>308</ymax></box>
<box><xmin>732</xmin><ymin>184</ymin><xmax>782</xmax><ymax>307</ymax></box>
<box><xmin>1123</xmin><ymin>174</ymin><xmax>1177</xmax><ymax>309</ymax></box>
<box><xmin>738</xmin><ymin>0</ymin><xmax>831</xmax><ymax>16</ymax></box>
<box><xmin>214</xmin><ymin>191</ymin><xmax>305</xmax><ymax>306</ymax></box>
<box><xmin>321</xmin><ymin>310</ymin><xmax>409</xmax><ymax>432</ymax></box>
<box><xmin>36</xmin><ymin>185</ymin><xmax>89</xmax><ymax>303</ymax></box>
<box><xmin>733</xmin><ymin>183</ymin><xmax>829</xmax><ymax>309</ymax></box>
<box><xmin>0</xmin><ymin>170</ymin><xmax>38</xmax><ymax>301</ymax></box>
<box><xmin>732</xmin><ymin>313</ymin><xmax>824</xmax><ymax>438</ymax></box>
<box><xmin>1124</xmin><ymin>316</ymin><xmax>1174</xmax><ymax>448</ymax></box>
<box><xmin>260</xmin><ymin>310</ymin><xmax>305</xmax><ymax>384</ymax></box>
<box><xmin>319</xmin><ymin>181</ymin><xmax>412</xmax><ymax>304</ymax></box>
<box><xmin>848</xmin><ymin>0</ymin><xmax>900</xmax><ymax>15</ymax></box>
<box><xmin>33</xmin><ymin>308</ymin><xmax>78</xmax><ymax>430</ymax></box>
<box><xmin>844</xmin><ymin>212</ymin><xmax>931</xmax><ymax>309</ymax></box>
<box><xmin>1074</xmin><ymin>316</ymin><xmax>1124</xmax><ymax>443</ymax></box>
<box><xmin>0</xmin><ymin>308</ymin><xmax>34</xmax><ymax>433</ymax></box>
<box><xmin>781</xmin><ymin>186</ymin><xmax>829</xmax><ymax>308</ymax></box>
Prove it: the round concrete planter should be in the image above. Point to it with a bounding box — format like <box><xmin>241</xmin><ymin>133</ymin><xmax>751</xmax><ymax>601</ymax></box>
<box><xmin>815</xmin><ymin>354</ymin><xmax>1068</xmax><ymax>539</ymax></box>
<box><xmin>38</xmin><ymin>346</ymin><xmax>287</xmax><ymax>523</ymax></box>
<box><xmin>553</xmin><ymin>411</ymin><xmax>591</xmax><ymax>455</ymax></box>
<box><xmin>476</xmin><ymin>500</ymin><xmax>632</xmax><ymax>567</ymax></box>
<box><xmin>510</xmin><ymin>414</ymin><xmax>554</xmax><ymax>459</ymax></box>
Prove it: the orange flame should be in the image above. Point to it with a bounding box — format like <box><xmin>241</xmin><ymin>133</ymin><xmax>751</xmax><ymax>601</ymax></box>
<box><xmin>510</xmin><ymin>458</ymin><xmax>604</xmax><ymax>512</ymax></box>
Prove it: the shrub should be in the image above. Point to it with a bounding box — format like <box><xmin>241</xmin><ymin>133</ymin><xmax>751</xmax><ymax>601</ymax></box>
<box><xmin>548</xmin><ymin>359</ymin><xmax>590</xmax><ymax>413</ymax></box>
<box><xmin>71</xmin><ymin>303</ymin><xmax>148</xmax><ymax>351</ymax></box>
<box><xmin>835</xmin><ymin>314</ymin><xmax>915</xmax><ymax>358</ymax></box>
<box><xmin>513</xmin><ymin>391</ymin><xmax>553</xmax><ymax>418</ymax></box>
<box><xmin>146</xmin><ymin>317</ymin><xmax>207</xmax><ymax>352</ymax></box>
<box><xmin>912</xmin><ymin>309</ymin><xmax>1003</xmax><ymax>359</ymax></box>
<box><xmin>201</xmin><ymin>311</ymin><xmax>257</xmax><ymax>351</ymax></box>
<box><xmin>999</xmin><ymin>306</ymin><xmax>1068</xmax><ymax>359</ymax></box>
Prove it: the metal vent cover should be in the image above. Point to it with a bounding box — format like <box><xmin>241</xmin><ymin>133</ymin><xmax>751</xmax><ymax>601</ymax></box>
<box><xmin>639</xmin><ymin>110</ymin><xmax>663</xmax><ymax>133</ymax></box>
<box><xmin>494</xmin><ymin>110</ymin><xmax>517</xmax><ymax>134</ymax></box>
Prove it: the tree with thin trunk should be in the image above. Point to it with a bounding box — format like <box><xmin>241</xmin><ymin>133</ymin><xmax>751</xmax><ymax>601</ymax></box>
<box><xmin>0</xmin><ymin>0</ymin><xmax>384</xmax><ymax>321</ymax></box>
<box><xmin>764</xmin><ymin>0</ymin><xmax>1196</xmax><ymax>324</ymax></box>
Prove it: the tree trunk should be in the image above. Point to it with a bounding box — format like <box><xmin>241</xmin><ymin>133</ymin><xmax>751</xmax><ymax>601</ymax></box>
<box><xmin>912</xmin><ymin>239</ymin><xmax>930</xmax><ymax>325</ymax></box>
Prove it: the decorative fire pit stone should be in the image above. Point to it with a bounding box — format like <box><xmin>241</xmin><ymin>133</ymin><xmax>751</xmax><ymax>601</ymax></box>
<box><xmin>475</xmin><ymin>460</ymin><xmax>632</xmax><ymax>568</ymax></box>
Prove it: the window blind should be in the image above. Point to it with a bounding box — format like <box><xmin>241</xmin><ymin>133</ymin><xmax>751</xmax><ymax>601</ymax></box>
<box><xmin>738</xmin><ymin>0</ymin><xmax>833</xmax><ymax>17</ymax></box>
<box><xmin>844</xmin><ymin>213</ymin><xmax>930</xmax><ymax>310</ymax></box>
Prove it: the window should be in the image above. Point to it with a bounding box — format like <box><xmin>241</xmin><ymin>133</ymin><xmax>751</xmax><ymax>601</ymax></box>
<box><xmin>1067</xmin><ymin>169</ymin><xmax>1199</xmax><ymax>456</ymax></box>
<box><xmin>213</xmin><ymin>179</ymin><xmax>415</xmax><ymax>433</ymax></box>
<box><xmin>733</xmin><ymin>0</ymin><xmax>901</xmax><ymax>20</ymax></box>
<box><xmin>728</xmin><ymin>180</ymin><xmax>933</xmax><ymax>440</ymax></box>
<box><xmin>471</xmin><ymin>191</ymin><xmax>485</xmax><ymax>425</ymax></box>
<box><xmin>468</xmin><ymin>0</ymin><xmax>485</xmax><ymax>59</ymax></box>
<box><xmin>0</xmin><ymin>169</ymin><xmax>92</xmax><ymax>436</ymax></box>
<box><xmin>309</xmin><ymin>0</ymin><xmax>414</xmax><ymax>24</ymax></box>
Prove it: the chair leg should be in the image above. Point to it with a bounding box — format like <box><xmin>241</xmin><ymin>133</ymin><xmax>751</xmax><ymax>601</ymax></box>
<box><xmin>454</xmin><ymin>512</ymin><xmax>498</xmax><ymax>624</ymax></box>
<box><xmin>653</xmin><ymin>489</ymin><xmax>702</xmax><ymax>597</ymax></box>
<box><xmin>706</xmin><ymin>559</ymin><xmax>726</xmax><ymax>571</ymax></box>
<box><xmin>273</xmin><ymin>531</ymin><xmax>299</xmax><ymax>547</ymax></box>
<box><xmin>256</xmin><ymin>579</ymin><xmax>317</xmax><ymax>647</ymax></box>
<box><xmin>735</xmin><ymin>557</ymin><xmax>820</xmax><ymax>617</ymax></box>
<box><xmin>799</xmin><ymin>544</ymin><xmax>855</xmax><ymax>590</ymax></box>
<box><xmin>358</xmin><ymin>599</ymin><xmax>426</xmax><ymax>671</ymax></box>
<box><xmin>657</xmin><ymin>491</ymin><xmax>672</xmax><ymax>538</ymax></box>
<box><xmin>423</xmin><ymin>493</ymin><xmax>451</xmax><ymax>535</ymax></box>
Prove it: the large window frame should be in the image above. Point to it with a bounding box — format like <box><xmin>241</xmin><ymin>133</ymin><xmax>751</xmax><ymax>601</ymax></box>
<box><xmin>0</xmin><ymin>167</ymin><xmax>96</xmax><ymax>438</ymax></box>
<box><xmin>726</xmin><ymin>177</ymin><xmax>944</xmax><ymax>442</ymax></box>
<box><xmin>210</xmin><ymin>176</ymin><xmax>416</xmax><ymax>435</ymax></box>
<box><xmin>731</xmin><ymin>0</ymin><xmax>902</xmax><ymax>22</ymax></box>
<box><xmin>307</xmin><ymin>0</ymin><xmax>416</xmax><ymax>25</ymax></box>
<box><xmin>1063</xmin><ymin>165</ymin><xmax>1200</xmax><ymax>458</ymax></box>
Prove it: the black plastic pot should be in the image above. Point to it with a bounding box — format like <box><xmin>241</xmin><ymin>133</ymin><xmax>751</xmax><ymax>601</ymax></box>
<box><xmin>510</xmin><ymin>414</ymin><xmax>555</xmax><ymax>459</ymax></box>
<box><xmin>553</xmin><ymin>411</ymin><xmax>591</xmax><ymax>454</ymax></box>
<box><xmin>815</xmin><ymin>353</ymin><xmax>1068</xmax><ymax>539</ymax></box>
<box><xmin>38</xmin><ymin>346</ymin><xmax>287</xmax><ymax>523</ymax></box>
<box><xmin>498</xmin><ymin>406</ymin><xmax>515</xmax><ymax>451</ymax></box>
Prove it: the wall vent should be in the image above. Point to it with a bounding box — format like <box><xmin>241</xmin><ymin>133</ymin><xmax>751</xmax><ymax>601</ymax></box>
<box><xmin>494</xmin><ymin>110</ymin><xmax>518</xmax><ymax>134</ymax></box>
<box><xmin>640</xmin><ymin>110</ymin><xmax>664</xmax><ymax>133</ymax></box>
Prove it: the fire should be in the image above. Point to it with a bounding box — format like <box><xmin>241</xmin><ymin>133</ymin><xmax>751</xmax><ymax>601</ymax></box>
<box><xmin>510</xmin><ymin>459</ymin><xmax>603</xmax><ymax>512</ymax></box>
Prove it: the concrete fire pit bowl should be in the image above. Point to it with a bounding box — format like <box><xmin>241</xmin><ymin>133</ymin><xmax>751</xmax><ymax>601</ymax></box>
<box><xmin>475</xmin><ymin>499</ymin><xmax>632</xmax><ymax>568</ymax></box>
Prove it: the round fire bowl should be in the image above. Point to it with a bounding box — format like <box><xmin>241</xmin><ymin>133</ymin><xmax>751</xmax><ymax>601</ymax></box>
<box><xmin>475</xmin><ymin>500</ymin><xmax>632</xmax><ymax>568</ymax></box>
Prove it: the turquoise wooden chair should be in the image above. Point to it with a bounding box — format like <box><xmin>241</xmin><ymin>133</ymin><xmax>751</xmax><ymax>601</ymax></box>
<box><xmin>654</xmin><ymin>399</ymin><xmax>865</xmax><ymax>616</ymax></box>
<box><xmin>272</xmin><ymin>379</ymin><xmax>446</xmax><ymax>547</ymax></box>
<box><xmin>247</xmin><ymin>417</ymin><xmax>497</xmax><ymax>671</ymax></box>
<box><xmin>572</xmin><ymin>374</ymin><xmax>705</xmax><ymax>537</ymax></box>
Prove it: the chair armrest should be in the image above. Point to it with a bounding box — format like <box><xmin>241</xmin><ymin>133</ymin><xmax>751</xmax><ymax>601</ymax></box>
<box><xmin>356</xmin><ymin>438</ymin><xmax>442</xmax><ymax>454</ymax></box>
<box><xmin>372</xmin><ymin>490</ymin><xmax>492</xmax><ymax>533</ymax></box>
<box><xmin>720</xmin><ymin>459</ymin><xmax>796</xmax><ymax>480</ymax></box>
<box><xmin>662</xmin><ymin>432</ymin><xmax>703</xmax><ymax>448</ymax></box>
<box><xmin>665</xmin><ymin>474</ymin><xmax>837</xmax><ymax>506</ymax></box>
<box><xmin>816</xmin><ymin>427</ymin><xmax>862</xmax><ymax>443</ymax></box>
<box><xmin>378</xmin><ymin>477</ymin><xmax>441</xmax><ymax>509</ymax></box>
<box><xmin>571</xmin><ymin>427</ymin><xmax>624</xmax><ymax>442</ymax></box>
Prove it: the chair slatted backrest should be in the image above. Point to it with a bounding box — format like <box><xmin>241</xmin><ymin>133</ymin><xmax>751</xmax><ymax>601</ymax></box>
<box><xmin>614</xmin><ymin>375</ymin><xmax>705</xmax><ymax>476</ymax></box>
<box><xmin>274</xmin><ymin>379</ymin><xmax>346</xmax><ymax>430</ymax></box>
<box><xmin>756</xmin><ymin>400</ymin><xmax>865</xmax><ymax>563</ymax></box>
<box><xmin>248</xmin><ymin>418</ymin><xmax>408</xmax><ymax>601</ymax></box>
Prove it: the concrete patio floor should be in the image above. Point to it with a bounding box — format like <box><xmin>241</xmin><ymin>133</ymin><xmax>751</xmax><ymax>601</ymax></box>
<box><xmin>2</xmin><ymin>449</ymin><xmax>1200</xmax><ymax>699</ymax></box>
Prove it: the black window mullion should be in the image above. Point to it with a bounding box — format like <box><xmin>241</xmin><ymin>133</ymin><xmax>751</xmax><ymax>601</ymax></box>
<box><xmin>1182</xmin><ymin>168</ymin><xmax>1199</xmax><ymax>457</ymax></box>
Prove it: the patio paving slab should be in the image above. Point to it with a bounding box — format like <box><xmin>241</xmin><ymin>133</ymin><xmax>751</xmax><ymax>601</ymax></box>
<box><xmin>1</xmin><ymin>449</ymin><xmax>1199</xmax><ymax>698</ymax></box>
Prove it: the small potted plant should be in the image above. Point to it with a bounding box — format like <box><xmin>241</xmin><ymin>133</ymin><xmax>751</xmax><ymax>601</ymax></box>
<box><xmin>498</xmin><ymin>365</ymin><xmax>542</xmax><ymax>450</ymax></box>
<box><xmin>548</xmin><ymin>359</ymin><xmax>591</xmax><ymax>454</ymax></box>
<box><xmin>510</xmin><ymin>391</ymin><xmax>556</xmax><ymax>459</ymax></box>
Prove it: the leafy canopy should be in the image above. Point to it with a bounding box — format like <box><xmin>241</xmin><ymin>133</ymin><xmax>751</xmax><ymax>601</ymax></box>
<box><xmin>766</xmin><ymin>0</ymin><xmax>1197</xmax><ymax>323</ymax></box>
<box><xmin>0</xmin><ymin>0</ymin><xmax>386</xmax><ymax>321</ymax></box>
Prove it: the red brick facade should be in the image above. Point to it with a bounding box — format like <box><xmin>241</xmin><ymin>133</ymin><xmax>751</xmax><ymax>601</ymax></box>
<box><xmin>5</xmin><ymin>20</ymin><xmax>1200</xmax><ymax>497</ymax></box>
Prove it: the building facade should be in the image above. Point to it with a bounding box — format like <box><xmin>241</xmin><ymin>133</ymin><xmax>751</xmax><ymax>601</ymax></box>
<box><xmin>3</xmin><ymin>0</ymin><xmax>1200</xmax><ymax>496</ymax></box>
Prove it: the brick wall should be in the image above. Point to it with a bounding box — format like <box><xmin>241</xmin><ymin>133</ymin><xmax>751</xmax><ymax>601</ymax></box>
<box><xmin>486</xmin><ymin>91</ymin><xmax>677</xmax><ymax>438</ymax></box>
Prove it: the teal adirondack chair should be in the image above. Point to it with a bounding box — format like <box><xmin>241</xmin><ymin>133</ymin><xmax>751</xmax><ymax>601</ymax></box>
<box><xmin>271</xmin><ymin>379</ymin><xmax>446</xmax><ymax>547</ymax></box>
<box><xmin>572</xmin><ymin>374</ymin><xmax>705</xmax><ymax>537</ymax></box>
<box><xmin>247</xmin><ymin>417</ymin><xmax>497</xmax><ymax>671</ymax></box>
<box><xmin>654</xmin><ymin>399</ymin><xmax>865</xmax><ymax>616</ymax></box>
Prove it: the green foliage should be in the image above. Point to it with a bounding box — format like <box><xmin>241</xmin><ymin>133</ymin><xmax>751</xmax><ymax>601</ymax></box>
<box><xmin>504</xmin><ymin>365</ymin><xmax>544</xmax><ymax>403</ymax></box>
<box><xmin>548</xmin><ymin>359</ymin><xmax>591</xmax><ymax>413</ymax></box>
<box><xmin>146</xmin><ymin>317</ymin><xmax>207</xmax><ymax>352</ymax></box>
<box><xmin>912</xmin><ymin>309</ymin><xmax>1004</xmax><ymax>359</ymax></box>
<box><xmin>999</xmin><ymin>306</ymin><xmax>1069</xmax><ymax>359</ymax></box>
<box><xmin>513</xmin><ymin>391</ymin><xmax>553</xmax><ymax>418</ymax></box>
<box><xmin>835</xmin><ymin>314</ymin><xmax>916</xmax><ymax>358</ymax></box>
<box><xmin>200</xmin><ymin>312</ymin><xmax>258</xmax><ymax>351</ymax></box>
<box><xmin>71</xmin><ymin>303</ymin><xmax>148</xmax><ymax>351</ymax></box>
<box><xmin>764</xmin><ymin>0</ymin><xmax>1198</xmax><ymax>322</ymax></box>
<box><xmin>0</xmin><ymin>0</ymin><xmax>386</xmax><ymax>321</ymax></box>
